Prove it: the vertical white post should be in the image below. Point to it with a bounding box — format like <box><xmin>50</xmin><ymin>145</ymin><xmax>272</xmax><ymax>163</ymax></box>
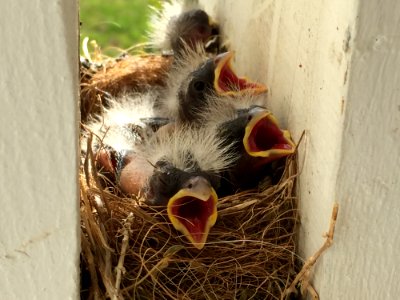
<box><xmin>319</xmin><ymin>1</ymin><xmax>400</xmax><ymax>298</ymax></box>
<box><xmin>0</xmin><ymin>0</ymin><xmax>80</xmax><ymax>299</ymax></box>
<box><xmin>199</xmin><ymin>0</ymin><xmax>400</xmax><ymax>299</ymax></box>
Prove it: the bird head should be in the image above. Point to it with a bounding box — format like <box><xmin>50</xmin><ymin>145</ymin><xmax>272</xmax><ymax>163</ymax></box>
<box><xmin>217</xmin><ymin>104</ymin><xmax>295</xmax><ymax>163</ymax></box>
<box><xmin>168</xmin><ymin>8</ymin><xmax>220</xmax><ymax>55</ymax></box>
<box><xmin>208</xmin><ymin>102</ymin><xmax>295</xmax><ymax>192</ymax></box>
<box><xmin>177</xmin><ymin>52</ymin><xmax>267</xmax><ymax>123</ymax></box>
<box><xmin>200</xmin><ymin>92</ymin><xmax>295</xmax><ymax>161</ymax></box>
<box><xmin>142</xmin><ymin>125</ymin><xmax>237</xmax><ymax>249</ymax></box>
<box><xmin>146</xmin><ymin>159</ymin><xmax>219</xmax><ymax>249</ymax></box>
<box><xmin>148</xmin><ymin>0</ymin><xmax>220</xmax><ymax>55</ymax></box>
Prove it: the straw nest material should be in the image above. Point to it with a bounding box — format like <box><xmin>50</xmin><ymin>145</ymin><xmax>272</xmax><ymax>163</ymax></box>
<box><xmin>80</xmin><ymin>136</ymin><xmax>300</xmax><ymax>299</ymax></box>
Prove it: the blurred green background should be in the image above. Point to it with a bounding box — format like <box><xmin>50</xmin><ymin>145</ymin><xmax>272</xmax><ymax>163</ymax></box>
<box><xmin>80</xmin><ymin>0</ymin><xmax>162</xmax><ymax>57</ymax></box>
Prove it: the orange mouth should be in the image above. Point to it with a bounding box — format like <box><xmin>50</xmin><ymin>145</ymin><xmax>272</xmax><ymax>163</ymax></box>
<box><xmin>167</xmin><ymin>183</ymin><xmax>218</xmax><ymax>249</ymax></box>
<box><xmin>243</xmin><ymin>111</ymin><xmax>295</xmax><ymax>163</ymax></box>
<box><xmin>214</xmin><ymin>52</ymin><xmax>267</xmax><ymax>96</ymax></box>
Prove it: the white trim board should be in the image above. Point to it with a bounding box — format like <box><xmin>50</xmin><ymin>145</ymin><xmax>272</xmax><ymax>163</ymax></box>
<box><xmin>199</xmin><ymin>0</ymin><xmax>400</xmax><ymax>299</ymax></box>
<box><xmin>0</xmin><ymin>1</ymin><xmax>80</xmax><ymax>299</ymax></box>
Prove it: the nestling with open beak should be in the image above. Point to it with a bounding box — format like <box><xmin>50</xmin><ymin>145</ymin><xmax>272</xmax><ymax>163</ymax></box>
<box><xmin>158</xmin><ymin>50</ymin><xmax>268</xmax><ymax>124</ymax></box>
<box><xmin>201</xmin><ymin>95</ymin><xmax>296</xmax><ymax>192</ymax></box>
<box><xmin>118</xmin><ymin>125</ymin><xmax>237</xmax><ymax>249</ymax></box>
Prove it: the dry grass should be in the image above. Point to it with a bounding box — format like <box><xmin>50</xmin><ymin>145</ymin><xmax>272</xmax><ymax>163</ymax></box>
<box><xmin>80</xmin><ymin>139</ymin><xmax>300</xmax><ymax>299</ymax></box>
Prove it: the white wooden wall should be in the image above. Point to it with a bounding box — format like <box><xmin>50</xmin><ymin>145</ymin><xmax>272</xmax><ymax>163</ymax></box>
<box><xmin>199</xmin><ymin>0</ymin><xmax>400</xmax><ymax>299</ymax></box>
<box><xmin>0</xmin><ymin>0</ymin><xmax>79</xmax><ymax>299</ymax></box>
<box><xmin>1</xmin><ymin>0</ymin><xmax>399</xmax><ymax>299</ymax></box>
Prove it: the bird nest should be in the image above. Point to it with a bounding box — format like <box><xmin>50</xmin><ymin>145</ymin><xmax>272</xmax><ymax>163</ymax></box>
<box><xmin>80</xmin><ymin>137</ymin><xmax>300</xmax><ymax>299</ymax></box>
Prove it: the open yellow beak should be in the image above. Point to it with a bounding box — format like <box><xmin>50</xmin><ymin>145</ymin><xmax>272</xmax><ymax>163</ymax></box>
<box><xmin>167</xmin><ymin>177</ymin><xmax>218</xmax><ymax>250</ymax></box>
<box><xmin>243</xmin><ymin>110</ymin><xmax>295</xmax><ymax>163</ymax></box>
<box><xmin>213</xmin><ymin>52</ymin><xmax>268</xmax><ymax>96</ymax></box>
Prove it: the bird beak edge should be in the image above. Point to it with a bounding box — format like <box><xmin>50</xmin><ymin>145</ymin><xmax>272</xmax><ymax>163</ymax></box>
<box><xmin>167</xmin><ymin>183</ymin><xmax>218</xmax><ymax>250</ymax></box>
<box><xmin>243</xmin><ymin>111</ymin><xmax>296</xmax><ymax>162</ymax></box>
<box><xmin>213</xmin><ymin>52</ymin><xmax>268</xmax><ymax>96</ymax></box>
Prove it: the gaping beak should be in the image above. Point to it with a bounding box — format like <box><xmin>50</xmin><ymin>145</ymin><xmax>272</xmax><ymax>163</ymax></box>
<box><xmin>243</xmin><ymin>110</ymin><xmax>295</xmax><ymax>163</ymax></box>
<box><xmin>213</xmin><ymin>52</ymin><xmax>267</xmax><ymax>96</ymax></box>
<box><xmin>167</xmin><ymin>176</ymin><xmax>218</xmax><ymax>250</ymax></box>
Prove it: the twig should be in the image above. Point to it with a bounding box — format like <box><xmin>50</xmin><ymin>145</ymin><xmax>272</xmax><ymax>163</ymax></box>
<box><xmin>114</xmin><ymin>213</ymin><xmax>134</xmax><ymax>299</ymax></box>
<box><xmin>282</xmin><ymin>202</ymin><xmax>339</xmax><ymax>300</ymax></box>
<box><xmin>81</xmin><ymin>234</ymin><xmax>101</xmax><ymax>300</ymax></box>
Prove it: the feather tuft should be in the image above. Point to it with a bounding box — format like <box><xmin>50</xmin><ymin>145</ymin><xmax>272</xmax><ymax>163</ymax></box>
<box><xmin>140</xmin><ymin>125</ymin><xmax>238</xmax><ymax>173</ymax></box>
<box><xmin>83</xmin><ymin>92</ymin><xmax>159</xmax><ymax>152</ymax></box>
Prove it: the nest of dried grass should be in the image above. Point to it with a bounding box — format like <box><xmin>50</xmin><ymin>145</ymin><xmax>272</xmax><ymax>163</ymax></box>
<box><xmin>80</xmin><ymin>141</ymin><xmax>300</xmax><ymax>299</ymax></box>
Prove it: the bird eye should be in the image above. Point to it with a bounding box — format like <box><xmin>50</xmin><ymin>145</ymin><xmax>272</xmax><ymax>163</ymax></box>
<box><xmin>193</xmin><ymin>80</ymin><xmax>206</xmax><ymax>92</ymax></box>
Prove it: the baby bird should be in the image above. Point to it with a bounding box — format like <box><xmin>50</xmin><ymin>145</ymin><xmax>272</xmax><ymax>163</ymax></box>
<box><xmin>117</xmin><ymin>125</ymin><xmax>237</xmax><ymax>249</ymax></box>
<box><xmin>158</xmin><ymin>50</ymin><xmax>268</xmax><ymax>124</ymax></box>
<box><xmin>202</xmin><ymin>94</ymin><xmax>296</xmax><ymax>192</ymax></box>
<box><xmin>148</xmin><ymin>0</ymin><xmax>220</xmax><ymax>55</ymax></box>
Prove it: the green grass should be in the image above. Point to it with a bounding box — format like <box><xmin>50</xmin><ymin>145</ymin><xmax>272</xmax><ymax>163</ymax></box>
<box><xmin>80</xmin><ymin>0</ymin><xmax>162</xmax><ymax>57</ymax></box>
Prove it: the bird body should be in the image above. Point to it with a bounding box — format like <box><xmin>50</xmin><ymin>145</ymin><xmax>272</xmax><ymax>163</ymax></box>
<box><xmin>157</xmin><ymin>50</ymin><xmax>268</xmax><ymax>124</ymax></box>
<box><xmin>119</xmin><ymin>124</ymin><xmax>238</xmax><ymax>249</ymax></box>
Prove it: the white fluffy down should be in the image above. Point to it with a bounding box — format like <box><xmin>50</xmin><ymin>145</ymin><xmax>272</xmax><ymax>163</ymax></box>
<box><xmin>158</xmin><ymin>46</ymin><xmax>209</xmax><ymax>119</ymax></box>
<box><xmin>83</xmin><ymin>92</ymin><xmax>158</xmax><ymax>152</ymax></box>
<box><xmin>140</xmin><ymin>125</ymin><xmax>238</xmax><ymax>173</ymax></box>
<box><xmin>199</xmin><ymin>92</ymin><xmax>268</xmax><ymax>128</ymax></box>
